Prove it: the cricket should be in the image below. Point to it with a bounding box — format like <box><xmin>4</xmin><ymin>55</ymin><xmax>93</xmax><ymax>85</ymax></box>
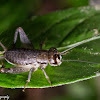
<box><xmin>0</xmin><ymin>27</ymin><xmax>99</xmax><ymax>92</ymax></box>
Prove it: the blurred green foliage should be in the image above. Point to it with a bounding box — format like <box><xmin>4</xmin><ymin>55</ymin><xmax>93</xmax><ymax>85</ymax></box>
<box><xmin>67</xmin><ymin>0</ymin><xmax>89</xmax><ymax>7</ymax></box>
<box><xmin>0</xmin><ymin>0</ymin><xmax>40</xmax><ymax>33</ymax></box>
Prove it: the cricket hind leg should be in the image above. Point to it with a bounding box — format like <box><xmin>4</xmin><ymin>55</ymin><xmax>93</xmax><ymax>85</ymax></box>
<box><xmin>0</xmin><ymin>42</ymin><xmax>6</xmax><ymax>61</ymax></box>
<box><xmin>0</xmin><ymin>65</ymin><xmax>33</xmax><ymax>92</ymax></box>
<box><xmin>13</xmin><ymin>27</ymin><xmax>34</xmax><ymax>49</ymax></box>
<box><xmin>0</xmin><ymin>56</ymin><xmax>4</xmax><ymax>61</ymax></box>
<box><xmin>0</xmin><ymin>66</ymin><xmax>30</xmax><ymax>73</ymax></box>
<box><xmin>0</xmin><ymin>64</ymin><xmax>35</xmax><ymax>92</ymax></box>
<box><xmin>0</xmin><ymin>42</ymin><xmax>7</xmax><ymax>52</ymax></box>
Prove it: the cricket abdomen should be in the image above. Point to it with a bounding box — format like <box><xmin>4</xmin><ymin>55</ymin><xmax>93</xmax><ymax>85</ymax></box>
<box><xmin>4</xmin><ymin>48</ymin><xmax>49</xmax><ymax>65</ymax></box>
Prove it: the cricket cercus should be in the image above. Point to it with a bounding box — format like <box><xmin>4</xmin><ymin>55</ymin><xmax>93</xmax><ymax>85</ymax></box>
<box><xmin>0</xmin><ymin>27</ymin><xmax>99</xmax><ymax>92</ymax></box>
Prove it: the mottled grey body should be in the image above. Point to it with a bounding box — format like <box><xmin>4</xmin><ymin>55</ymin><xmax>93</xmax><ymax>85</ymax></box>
<box><xmin>0</xmin><ymin>27</ymin><xmax>62</xmax><ymax>91</ymax></box>
<box><xmin>4</xmin><ymin>48</ymin><xmax>49</xmax><ymax>66</ymax></box>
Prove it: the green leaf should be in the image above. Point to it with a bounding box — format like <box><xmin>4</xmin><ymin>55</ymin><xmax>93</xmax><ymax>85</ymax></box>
<box><xmin>0</xmin><ymin>7</ymin><xmax>100</xmax><ymax>88</ymax></box>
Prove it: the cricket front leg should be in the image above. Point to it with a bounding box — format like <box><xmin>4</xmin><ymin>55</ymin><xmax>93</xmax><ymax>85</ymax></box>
<box><xmin>40</xmin><ymin>65</ymin><xmax>52</xmax><ymax>86</ymax></box>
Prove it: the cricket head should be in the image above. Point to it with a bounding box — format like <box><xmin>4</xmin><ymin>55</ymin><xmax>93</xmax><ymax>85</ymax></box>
<box><xmin>48</xmin><ymin>47</ymin><xmax>62</xmax><ymax>66</ymax></box>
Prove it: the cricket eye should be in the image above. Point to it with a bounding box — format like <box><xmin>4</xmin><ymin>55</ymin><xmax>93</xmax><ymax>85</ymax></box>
<box><xmin>49</xmin><ymin>47</ymin><xmax>57</xmax><ymax>53</ymax></box>
<box><xmin>57</xmin><ymin>55</ymin><xmax>61</xmax><ymax>60</ymax></box>
<box><xmin>56</xmin><ymin>54</ymin><xmax>62</xmax><ymax>64</ymax></box>
<box><xmin>48</xmin><ymin>54</ymin><xmax>62</xmax><ymax>66</ymax></box>
<box><xmin>48</xmin><ymin>47</ymin><xmax>62</xmax><ymax>66</ymax></box>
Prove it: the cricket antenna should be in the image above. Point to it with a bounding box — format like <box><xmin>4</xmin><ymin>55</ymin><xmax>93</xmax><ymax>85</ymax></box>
<box><xmin>60</xmin><ymin>44</ymin><xmax>79</xmax><ymax>55</ymax></box>
<box><xmin>62</xmin><ymin>59</ymin><xmax>100</xmax><ymax>64</ymax></box>
<box><xmin>60</xmin><ymin>35</ymin><xmax>100</xmax><ymax>55</ymax></box>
